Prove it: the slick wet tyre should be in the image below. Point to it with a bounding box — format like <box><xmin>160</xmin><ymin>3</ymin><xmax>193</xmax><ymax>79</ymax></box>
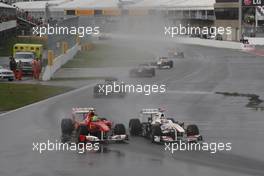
<box><xmin>152</xmin><ymin>69</ymin><xmax>155</xmax><ymax>76</ymax></box>
<box><xmin>170</xmin><ymin>61</ymin><xmax>173</xmax><ymax>68</ymax></box>
<box><xmin>61</xmin><ymin>118</ymin><xmax>74</xmax><ymax>135</ymax></box>
<box><xmin>186</xmin><ymin>124</ymin><xmax>200</xmax><ymax>136</ymax></box>
<box><xmin>114</xmin><ymin>123</ymin><xmax>126</xmax><ymax>135</ymax></box>
<box><xmin>129</xmin><ymin>119</ymin><xmax>141</xmax><ymax>136</ymax></box>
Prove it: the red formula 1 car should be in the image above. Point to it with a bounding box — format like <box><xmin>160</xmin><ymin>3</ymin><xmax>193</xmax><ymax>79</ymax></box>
<box><xmin>60</xmin><ymin>107</ymin><xmax>128</xmax><ymax>146</ymax></box>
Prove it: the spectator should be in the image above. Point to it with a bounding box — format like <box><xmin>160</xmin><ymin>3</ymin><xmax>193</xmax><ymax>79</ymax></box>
<box><xmin>9</xmin><ymin>56</ymin><xmax>17</xmax><ymax>73</ymax></box>
<box><xmin>16</xmin><ymin>60</ymin><xmax>23</xmax><ymax>80</ymax></box>
<box><xmin>36</xmin><ymin>58</ymin><xmax>41</xmax><ymax>80</ymax></box>
<box><xmin>32</xmin><ymin>58</ymin><xmax>41</xmax><ymax>80</ymax></box>
<box><xmin>32</xmin><ymin>58</ymin><xmax>38</xmax><ymax>80</ymax></box>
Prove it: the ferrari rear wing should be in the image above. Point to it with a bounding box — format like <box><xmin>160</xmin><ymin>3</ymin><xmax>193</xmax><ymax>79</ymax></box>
<box><xmin>72</xmin><ymin>107</ymin><xmax>95</xmax><ymax>114</ymax></box>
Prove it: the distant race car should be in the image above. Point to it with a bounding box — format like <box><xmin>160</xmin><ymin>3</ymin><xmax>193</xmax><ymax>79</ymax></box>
<box><xmin>98</xmin><ymin>33</ymin><xmax>111</xmax><ymax>40</ymax></box>
<box><xmin>93</xmin><ymin>77</ymin><xmax>126</xmax><ymax>98</ymax></box>
<box><xmin>61</xmin><ymin>107</ymin><xmax>128</xmax><ymax>149</ymax></box>
<box><xmin>168</xmin><ymin>50</ymin><xmax>184</xmax><ymax>59</ymax></box>
<box><xmin>129</xmin><ymin>108</ymin><xmax>203</xmax><ymax>143</ymax></box>
<box><xmin>129</xmin><ymin>64</ymin><xmax>155</xmax><ymax>77</ymax></box>
<box><xmin>151</xmin><ymin>57</ymin><xmax>173</xmax><ymax>69</ymax></box>
<box><xmin>0</xmin><ymin>66</ymin><xmax>14</xmax><ymax>81</ymax></box>
<box><xmin>91</xmin><ymin>33</ymin><xmax>111</xmax><ymax>40</ymax></box>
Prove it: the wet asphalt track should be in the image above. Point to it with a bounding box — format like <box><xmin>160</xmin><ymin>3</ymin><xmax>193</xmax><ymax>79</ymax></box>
<box><xmin>0</xmin><ymin>43</ymin><xmax>264</xmax><ymax>176</ymax></box>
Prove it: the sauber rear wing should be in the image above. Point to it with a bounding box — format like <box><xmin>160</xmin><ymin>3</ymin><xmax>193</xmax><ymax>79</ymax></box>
<box><xmin>141</xmin><ymin>108</ymin><xmax>160</xmax><ymax>115</ymax></box>
<box><xmin>140</xmin><ymin>108</ymin><xmax>165</xmax><ymax>115</ymax></box>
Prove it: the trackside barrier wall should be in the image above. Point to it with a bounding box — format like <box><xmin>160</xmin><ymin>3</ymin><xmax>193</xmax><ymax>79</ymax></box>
<box><xmin>174</xmin><ymin>37</ymin><xmax>244</xmax><ymax>50</ymax></box>
<box><xmin>245</xmin><ymin>37</ymin><xmax>264</xmax><ymax>45</ymax></box>
<box><xmin>173</xmin><ymin>37</ymin><xmax>264</xmax><ymax>57</ymax></box>
<box><xmin>42</xmin><ymin>44</ymin><xmax>80</xmax><ymax>81</ymax></box>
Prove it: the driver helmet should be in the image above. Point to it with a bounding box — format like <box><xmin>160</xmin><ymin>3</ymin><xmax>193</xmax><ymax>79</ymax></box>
<box><xmin>160</xmin><ymin>113</ymin><xmax>166</xmax><ymax>123</ymax></box>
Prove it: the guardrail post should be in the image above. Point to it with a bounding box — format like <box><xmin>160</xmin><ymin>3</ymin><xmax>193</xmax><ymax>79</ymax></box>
<box><xmin>47</xmin><ymin>50</ymin><xmax>54</xmax><ymax>66</ymax></box>
<box><xmin>76</xmin><ymin>35</ymin><xmax>80</xmax><ymax>45</ymax></box>
<box><xmin>61</xmin><ymin>42</ymin><xmax>69</xmax><ymax>54</ymax></box>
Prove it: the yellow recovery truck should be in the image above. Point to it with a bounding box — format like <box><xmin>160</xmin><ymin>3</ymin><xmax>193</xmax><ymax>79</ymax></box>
<box><xmin>13</xmin><ymin>43</ymin><xmax>43</xmax><ymax>73</ymax></box>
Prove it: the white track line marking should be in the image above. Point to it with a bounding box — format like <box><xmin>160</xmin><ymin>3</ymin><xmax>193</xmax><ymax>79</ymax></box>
<box><xmin>166</xmin><ymin>90</ymin><xmax>214</xmax><ymax>95</ymax></box>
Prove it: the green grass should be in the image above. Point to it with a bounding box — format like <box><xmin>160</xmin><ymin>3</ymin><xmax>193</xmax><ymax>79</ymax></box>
<box><xmin>0</xmin><ymin>83</ymin><xmax>71</xmax><ymax>111</ymax></box>
<box><xmin>63</xmin><ymin>43</ymin><xmax>153</xmax><ymax>68</ymax></box>
<box><xmin>0</xmin><ymin>37</ymin><xmax>47</xmax><ymax>57</ymax></box>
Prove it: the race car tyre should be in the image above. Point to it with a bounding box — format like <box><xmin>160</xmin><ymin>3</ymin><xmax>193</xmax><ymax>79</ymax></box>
<box><xmin>61</xmin><ymin>118</ymin><xmax>74</xmax><ymax>135</ymax></box>
<box><xmin>129</xmin><ymin>118</ymin><xmax>141</xmax><ymax>136</ymax></box>
<box><xmin>151</xmin><ymin>125</ymin><xmax>162</xmax><ymax>143</ymax></box>
<box><xmin>186</xmin><ymin>124</ymin><xmax>200</xmax><ymax>136</ymax></box>
<box><xmin>169</xmin><ymin>61</ymin><xmax>173</xmax><ymax>68</ymax></box>
<box><xmin>152</xmin><ymin>69</ymin><xmax>155</xmax><ymax>77</ymax></box>
<box><xmin>113</xmin><ymin>123</ymin><xmax>126</xmax><ymax>135</ymax></box>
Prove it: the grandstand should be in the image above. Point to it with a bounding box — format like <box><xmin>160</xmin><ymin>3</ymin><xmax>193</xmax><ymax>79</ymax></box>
<box><xmin>13</xmin><ymin>0</ymin><xmax>67</xmax><ymax>20</ymax></box>
<box><xmin>10</xmin><ymin>0</ymin><xmax>264</xmax><ymax>41</ymax></box>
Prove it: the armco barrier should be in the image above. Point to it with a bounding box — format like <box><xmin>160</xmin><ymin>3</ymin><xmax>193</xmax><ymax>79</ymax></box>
<box><xmin>245</xmin><ymin>37</ymin><xmax>264</xmax><ymax>45</ymax></box>
<box><xmin>175</xmin><ymin>37</ymin><xmax>264</xmax><ymax>56</ymax></box>
<box><xmin>42</xmin><ymin>44</ymin><xmax>80</xmax><ymax>81</ymax></box>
